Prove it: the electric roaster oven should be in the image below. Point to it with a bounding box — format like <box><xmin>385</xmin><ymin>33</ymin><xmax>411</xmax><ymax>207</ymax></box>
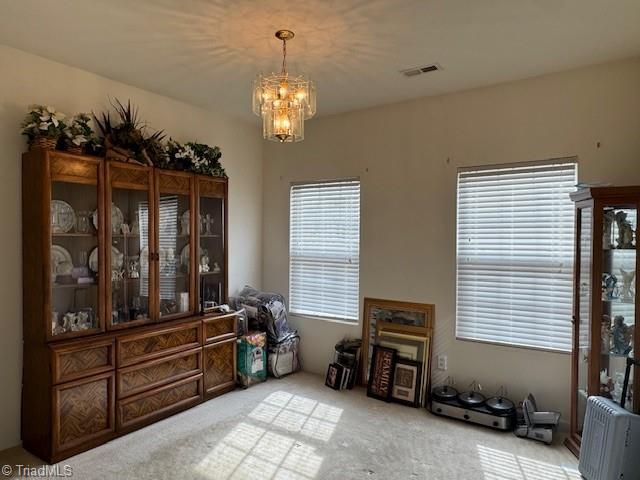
<box><xmin>430</xmin><ymin>381</ymin><xmax>516</xmax><ymax>431</ymax></box>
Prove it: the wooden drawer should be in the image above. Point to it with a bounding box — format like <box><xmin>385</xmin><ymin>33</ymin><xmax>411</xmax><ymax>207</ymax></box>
<box><xmin>203</xmin><ymin>338</ymin><xmax>236</xmax><ymax>397</ymax></box>
<box><xmin>117</xmin><ymin>347</ymin><xmax>202</xmax><ymax>398</ymax></box>
<box><xmin>117</xmin><ymin>374</ymin><xmax>203</xmax><ymax>431</ymax></box>
<box><xmin>53</xmin><ymin>372</ymin><xmax>115</xmax><ymax>457</ymax></box>
<box><xmin>117</xmin><ymin>320</ymin><xmax>202</xmax><ymax>367</ymax></box>
<box><xmin>51</xmin><ymin>338</ymin><xmax>115</xmax><ymax>385</ymax></box>
<box><xmin>203</xmin><ymin>313</ymin><xmax>237</xmax><ymax>344</ymax></box>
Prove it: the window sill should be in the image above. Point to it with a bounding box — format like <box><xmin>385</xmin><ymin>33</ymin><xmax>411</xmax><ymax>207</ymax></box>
<box><xmin>290</xmin><ymin>312</ymin><xmax>359</xmax><ymax>327</ymax></box>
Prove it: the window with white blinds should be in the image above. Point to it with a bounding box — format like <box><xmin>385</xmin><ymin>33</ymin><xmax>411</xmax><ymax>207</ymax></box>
<box><xmin>456</xmin><ymin>160</ymin><xmax>577</xmax><ymax>352</ymax></box>
<box><xmin>289</xmin><ymin>179</ymin><xmax>360</xmax><ymax>322</ymax></box>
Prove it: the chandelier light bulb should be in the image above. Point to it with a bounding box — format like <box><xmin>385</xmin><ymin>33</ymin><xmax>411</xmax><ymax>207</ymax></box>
<box><xmin>252</xmin><ymin>29</ymin><xmax>316</xmax><ymax>142</ymax></box>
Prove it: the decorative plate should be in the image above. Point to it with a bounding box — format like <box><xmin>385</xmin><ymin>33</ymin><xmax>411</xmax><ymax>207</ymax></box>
<box><xmin>51</xmin><ymin>200</ymin><xmax>76</xmax><ymax>233</ymax></box>
<box><xmin>88</xmin><ymin>246</ymin><xmax>124</xmax><ymax>272</ymax></box>
<box><xmin>180</xmin><ymin>244</ymin><xmax>207</xmax><ymax>269</ymax></box>
<box><xmin>92</xmin><ymin>203</ymin><xmax>124</xmax><ymax>233</ymax></box>
<box><xmin>51</xmin><ymin>245</ymin><xmax>73</xmax><ymax>277</ymax></box>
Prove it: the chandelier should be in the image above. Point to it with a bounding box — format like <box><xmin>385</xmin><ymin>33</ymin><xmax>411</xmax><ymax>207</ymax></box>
<box><xmin>252</xmin><ymin>30</ymin><xmax>316</xmax><ymax>143</ymax></box>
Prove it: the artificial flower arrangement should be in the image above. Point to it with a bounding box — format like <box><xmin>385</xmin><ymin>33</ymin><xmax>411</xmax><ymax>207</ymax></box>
<box><xmin>20</xmin><ymin>99</ymin><xmax>227</xmax><ymax>177</ymax></box>
<box><xmin>164</xmin><ymin>139</ymin><xmax>226</xmax><ymax>177</ymax></box>
<box><xmin>64</xmin><ymin>113</ymin><xmax>99</xmax><ymax>154</ymax></box>
<box><xmin>94</xmin><ymin>99</ymin><xmax>166</xmax><ymax>166</ymax></box>
<box><xmin>20</xmin><ymin>105</ymin><xmax>67</xmax><ymax>150</ymax></box>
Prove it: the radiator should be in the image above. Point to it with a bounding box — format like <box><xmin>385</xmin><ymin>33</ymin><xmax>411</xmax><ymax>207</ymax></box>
<box><xmin>578</xmin><ymin>396</ymin><xmax>640</xmax><ymax>480</ymax></box>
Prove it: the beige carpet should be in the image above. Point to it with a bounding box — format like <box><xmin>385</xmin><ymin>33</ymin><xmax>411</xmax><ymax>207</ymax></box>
<box><xmin>14</xmin><ymin>372</ymin><xmax>579</xmax><ymax>479</ymax></box>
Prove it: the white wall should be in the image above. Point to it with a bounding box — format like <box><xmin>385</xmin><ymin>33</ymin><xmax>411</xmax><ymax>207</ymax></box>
<box><xmin>0</xmin><ymin>45</ymin><xmax>263</xmax><ymax>450</ymax></box>
<box><xmin>262</xmin><ymin>57</ymin><xmax>640</xmax><ymax>427</ymax></box>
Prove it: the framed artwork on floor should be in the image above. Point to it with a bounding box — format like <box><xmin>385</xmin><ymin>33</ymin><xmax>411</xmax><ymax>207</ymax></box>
<box><xmin>367</xmin><ymin>345</ymin><xmax>396</xmax><ymax>401</ymax></box>
<box><xmin>377</xmin><ymin>329</ymin><xmax>431</xmax><ymax>406</ymax></box>
<box><xmin>391</xmin><ymin>359</ymin><xmax>422</xmax><ymax>407</ymax></box>
<box><xmin>360</xmin><ymin>297</ymin><xmax>434</xmax><ymax>386</ymax></box>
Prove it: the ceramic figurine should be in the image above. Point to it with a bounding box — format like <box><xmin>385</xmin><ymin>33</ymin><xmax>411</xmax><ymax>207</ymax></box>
<box><xmin>611</xmin><ymin>372</ymin><xmax>625</xmax><ymax>403</ymax></box>
<box><xmin>615</xmin><ymin>211</ymin><xmax>635</xmax><ymax>249</ymax></box>
<box><xmin>600</xmin><ymin>369</ymin><xmax>613</xmax><ymax>398</ymax></box>
<box><xmin>62</xmin><ymin>312</ymin><xmax>75</xmax><ymax>332</ymax></box>
<box><xmin>181</xmin><ymin>212</ymin><xmax>190</xmax><ymax>236</ymax></box>
<box><xmin>603</xmin><ymin>210</ymin><xmax>616</xmax><ymax>249</ymax></box>
<box><xmin>619</xmin><ymin>267</ymin><xmax>636</xmax><ymax>302</ymax></box>
<box><xmin>602</xmin><ymin>273</ymin><xmax>618</xmax><ymax>300</ymax></box>
<box><xmin>611</xmin><ymin>315</ymin><xmax>632</xmax><ymax>355</ymax></box>
<box><xmin>212</xmin><ymin>262</ymin><xmax>221</xmax><ymax>274</ymax></box>
<box><xmin>199</xmin><ymin>254</ymin><xmax>210</xmax><ymax>273</ymax></box>
<box><xmin>131</xmin><ymin>210</ymin><xmax>140</xmax><ymax>235</ymax></box>
<box><xmin>128</xmin><ymin>256</ymin><xmax>140</xmax><ymax>279</ymax></box>
<box><xmin>203</xmin><ymin>214</ymin><xmax>214</xmax><ymax>235</ymax></box>
<box><xmin>601</xmin><ymin>315</ymin><xmax>612</xmax><ymax>353</ymax></box>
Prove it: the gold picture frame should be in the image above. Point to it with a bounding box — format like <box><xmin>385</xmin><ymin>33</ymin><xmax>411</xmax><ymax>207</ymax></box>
<box><xmin>360</xmin><ymin>297</ymin><xmax>434</xmax><ymax>388</ymax></box>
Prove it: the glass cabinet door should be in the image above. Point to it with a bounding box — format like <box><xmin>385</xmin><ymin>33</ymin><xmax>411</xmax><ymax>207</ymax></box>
<box><xmin>156</xmin><ymin>171</ymin><xmax>195</xmax><ymax>319</ymax></box>
<box><xmin>50</xmin><ymin>166</ymin><xmax>103</xmax><ymax>338</ymax></box>
<box><xmin>107</xmin><ymin>163</ymin><xmax>154</xmax><ymax>328</ymax></box>
<box><xmin>600</xmin><ymin>204</ymin><xmax>636</xmax><ymax>411</ymax></box>
<box><xmin>198</xmin><ymin>178</ymin><xmax>226</xmax><ymax>312</ymax></box>
<box><xmin>575</xmin><ymin>206</ymin><xmax>592</xmax><ymax>435</ymax></box>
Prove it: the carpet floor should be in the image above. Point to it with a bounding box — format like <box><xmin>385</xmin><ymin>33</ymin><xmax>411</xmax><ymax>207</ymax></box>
<box><xmin>9</xmin><ymin>372</ymin><xmax>579</xmax><ymax>479</ymax></box>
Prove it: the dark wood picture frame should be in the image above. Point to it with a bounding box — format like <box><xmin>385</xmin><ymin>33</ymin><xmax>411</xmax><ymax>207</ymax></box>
<box><xmin>325</xmin><ymin>363</ymin><xmax>343</xmax><ymax>390</ymax></box>
<box><xmin>391</xmin><ymin>358</ymin><xmax>422</xmax><ymax>407</ymax></box>
<box><xmin>367</xmin><ymin>345</ymin><xmax>396</xmax><ymax>401</ymax></box>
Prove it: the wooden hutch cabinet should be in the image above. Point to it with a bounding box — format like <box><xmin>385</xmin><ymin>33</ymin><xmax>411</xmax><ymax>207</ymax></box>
<box><xmin>566</xmin><ymin>187</ymin><xmax>639</xmax><ymax>456</ymax></box>
<box><xmin>22</xmin><ymin>149</ymin><xmax>237</xmax><ymax>462</ymax></box>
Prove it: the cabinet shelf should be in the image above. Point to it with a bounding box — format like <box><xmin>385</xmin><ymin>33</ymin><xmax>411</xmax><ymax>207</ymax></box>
<box><xmin>52</xmin><ymin>232</ymin><xmax>97</xmax><ymax>238</ymax></box>
<box><xmin>52</xmin><ymin>282</ymin><xmax>96</xmax><ymax>289</ymax></box>
<box><xmin>199</xmin><ymin>234</ymin><xmax>221</xmax><ymax>239</ymax></box>
<box><xmin>602</xmin><ymin>298</ymin><xmax>635</xmax><ymax>305</ymax></box>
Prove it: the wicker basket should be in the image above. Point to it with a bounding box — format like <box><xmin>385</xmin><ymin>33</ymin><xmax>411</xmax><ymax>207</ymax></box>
<box><xmin>66</xmin><ymin>145</ymin><xmax>83</xmax><ymax>155</ymax></box>
<box><xmin>30</xmin><ymin>136</ymin><xmax>58</xmax><ymax>151</ymax></box>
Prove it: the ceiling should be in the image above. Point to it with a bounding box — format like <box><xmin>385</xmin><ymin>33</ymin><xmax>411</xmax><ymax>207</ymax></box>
<box><xmin>1</xmin><ymin>0</ymin><xmax>640</xmax><ymax>122</ymax></box>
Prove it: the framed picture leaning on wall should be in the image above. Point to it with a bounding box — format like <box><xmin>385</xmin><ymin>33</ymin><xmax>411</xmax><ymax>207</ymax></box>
<box><xmin>360</xmin><ymin>297</ymin><xmax>434</xmax><ymax>387</ymax></box>
<box><xmin>367</xmin><ymin>345</ymin><xmax>396</xmax><ymax>401</ymax></box>
<box><xmin>391</xmin><ymin>358</ymin><xmax>422</xmax><ymax>407</ymax></box>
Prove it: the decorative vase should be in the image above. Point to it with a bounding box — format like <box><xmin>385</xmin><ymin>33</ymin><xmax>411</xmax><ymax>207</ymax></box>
<box><xmin>30</xmin><ymin>136</ymin><xmax>58</xmax><ymax>151</ymax></box>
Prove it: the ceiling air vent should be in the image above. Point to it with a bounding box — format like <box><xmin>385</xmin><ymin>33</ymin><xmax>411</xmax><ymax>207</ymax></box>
<box><xmin>400</xmin><ymin>63</ymin><xmax>441</xmax><ymax>78</ymax></box>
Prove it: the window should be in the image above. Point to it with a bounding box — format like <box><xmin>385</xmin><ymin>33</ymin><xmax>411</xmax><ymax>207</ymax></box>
<box><xmin>456</xmin><ymin>160</ymin><xmax>577</xmax><ymax>352</ymax></box>
<box><xmin>289</xmin><ymin>179</ymin><xmax>360</xmax><ymax>322</ymax></box>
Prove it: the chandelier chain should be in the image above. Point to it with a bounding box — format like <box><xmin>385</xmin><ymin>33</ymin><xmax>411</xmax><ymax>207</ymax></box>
<box><xmin>281</xmin><ymin>38</ymin><xmax>288</xmax><ymax>76</ymax></box>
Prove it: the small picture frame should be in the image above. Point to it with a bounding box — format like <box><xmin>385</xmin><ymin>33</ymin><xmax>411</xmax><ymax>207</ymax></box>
<box><xmin>367</xmin><ymin>345</ymin><xmax>396</xmax><ymax>401</ymax></box>
<box><xmin>325</xmin><ymin>363</ymin><xmax>344</xmax><ymax>390</ymax></box>
<box><xmin>391</xmin><ymin>359</ymin><xmax>422</xmax><ymax>407</ymax></box>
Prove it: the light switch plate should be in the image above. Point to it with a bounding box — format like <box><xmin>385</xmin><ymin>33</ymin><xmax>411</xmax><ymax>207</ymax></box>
<box><xmin>437</xmin><ymin>354</ymin><xmax>447</xmax><ymax>370</ymax></box>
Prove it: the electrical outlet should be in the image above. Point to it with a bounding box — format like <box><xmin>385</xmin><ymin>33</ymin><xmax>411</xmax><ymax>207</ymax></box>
<box><xmin>437</xmin><ymin>355</ymin><xmax>447</xmax><ymax>370</ymax></box>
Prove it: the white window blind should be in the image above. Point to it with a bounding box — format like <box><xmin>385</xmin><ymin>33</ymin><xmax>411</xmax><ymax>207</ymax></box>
<box><xmin>289</xmin><ymin>179</ymin><xmax>360</xmax><ymax>321</ymax></box>
<box><xmin>456</xmin><ymin>160</ymin><xmax>577</xmax><ymax>352</ymax></box>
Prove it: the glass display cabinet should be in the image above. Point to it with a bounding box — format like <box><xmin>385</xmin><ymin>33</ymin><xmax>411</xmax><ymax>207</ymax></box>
<box><xmin>22</xmin><ymin>150</ymin><xmax>234</xmax><ymax>463</ymax></box>
<box><xmin>567</xmin><ymin>187</ymin><xmax>639</xmax><ymax>456</ymax></box>
<box><xmin>197</xmin><ymin>176</ymin><xmax>227</xmax><ymax>313</ymax></box>
<box><xmin>48</xmin><ymin>155</ymin><xmax>105</xmax><ymax>339</ymax></box>
<box><xmin>106</xmin><ymin>162</ymin><xmax>155</xmax><ymax>329</ymax></box>
<box><xmin>156</xmin><ymin>170</ymin><xmax>196</xmax><ymax>320</ymax></box>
